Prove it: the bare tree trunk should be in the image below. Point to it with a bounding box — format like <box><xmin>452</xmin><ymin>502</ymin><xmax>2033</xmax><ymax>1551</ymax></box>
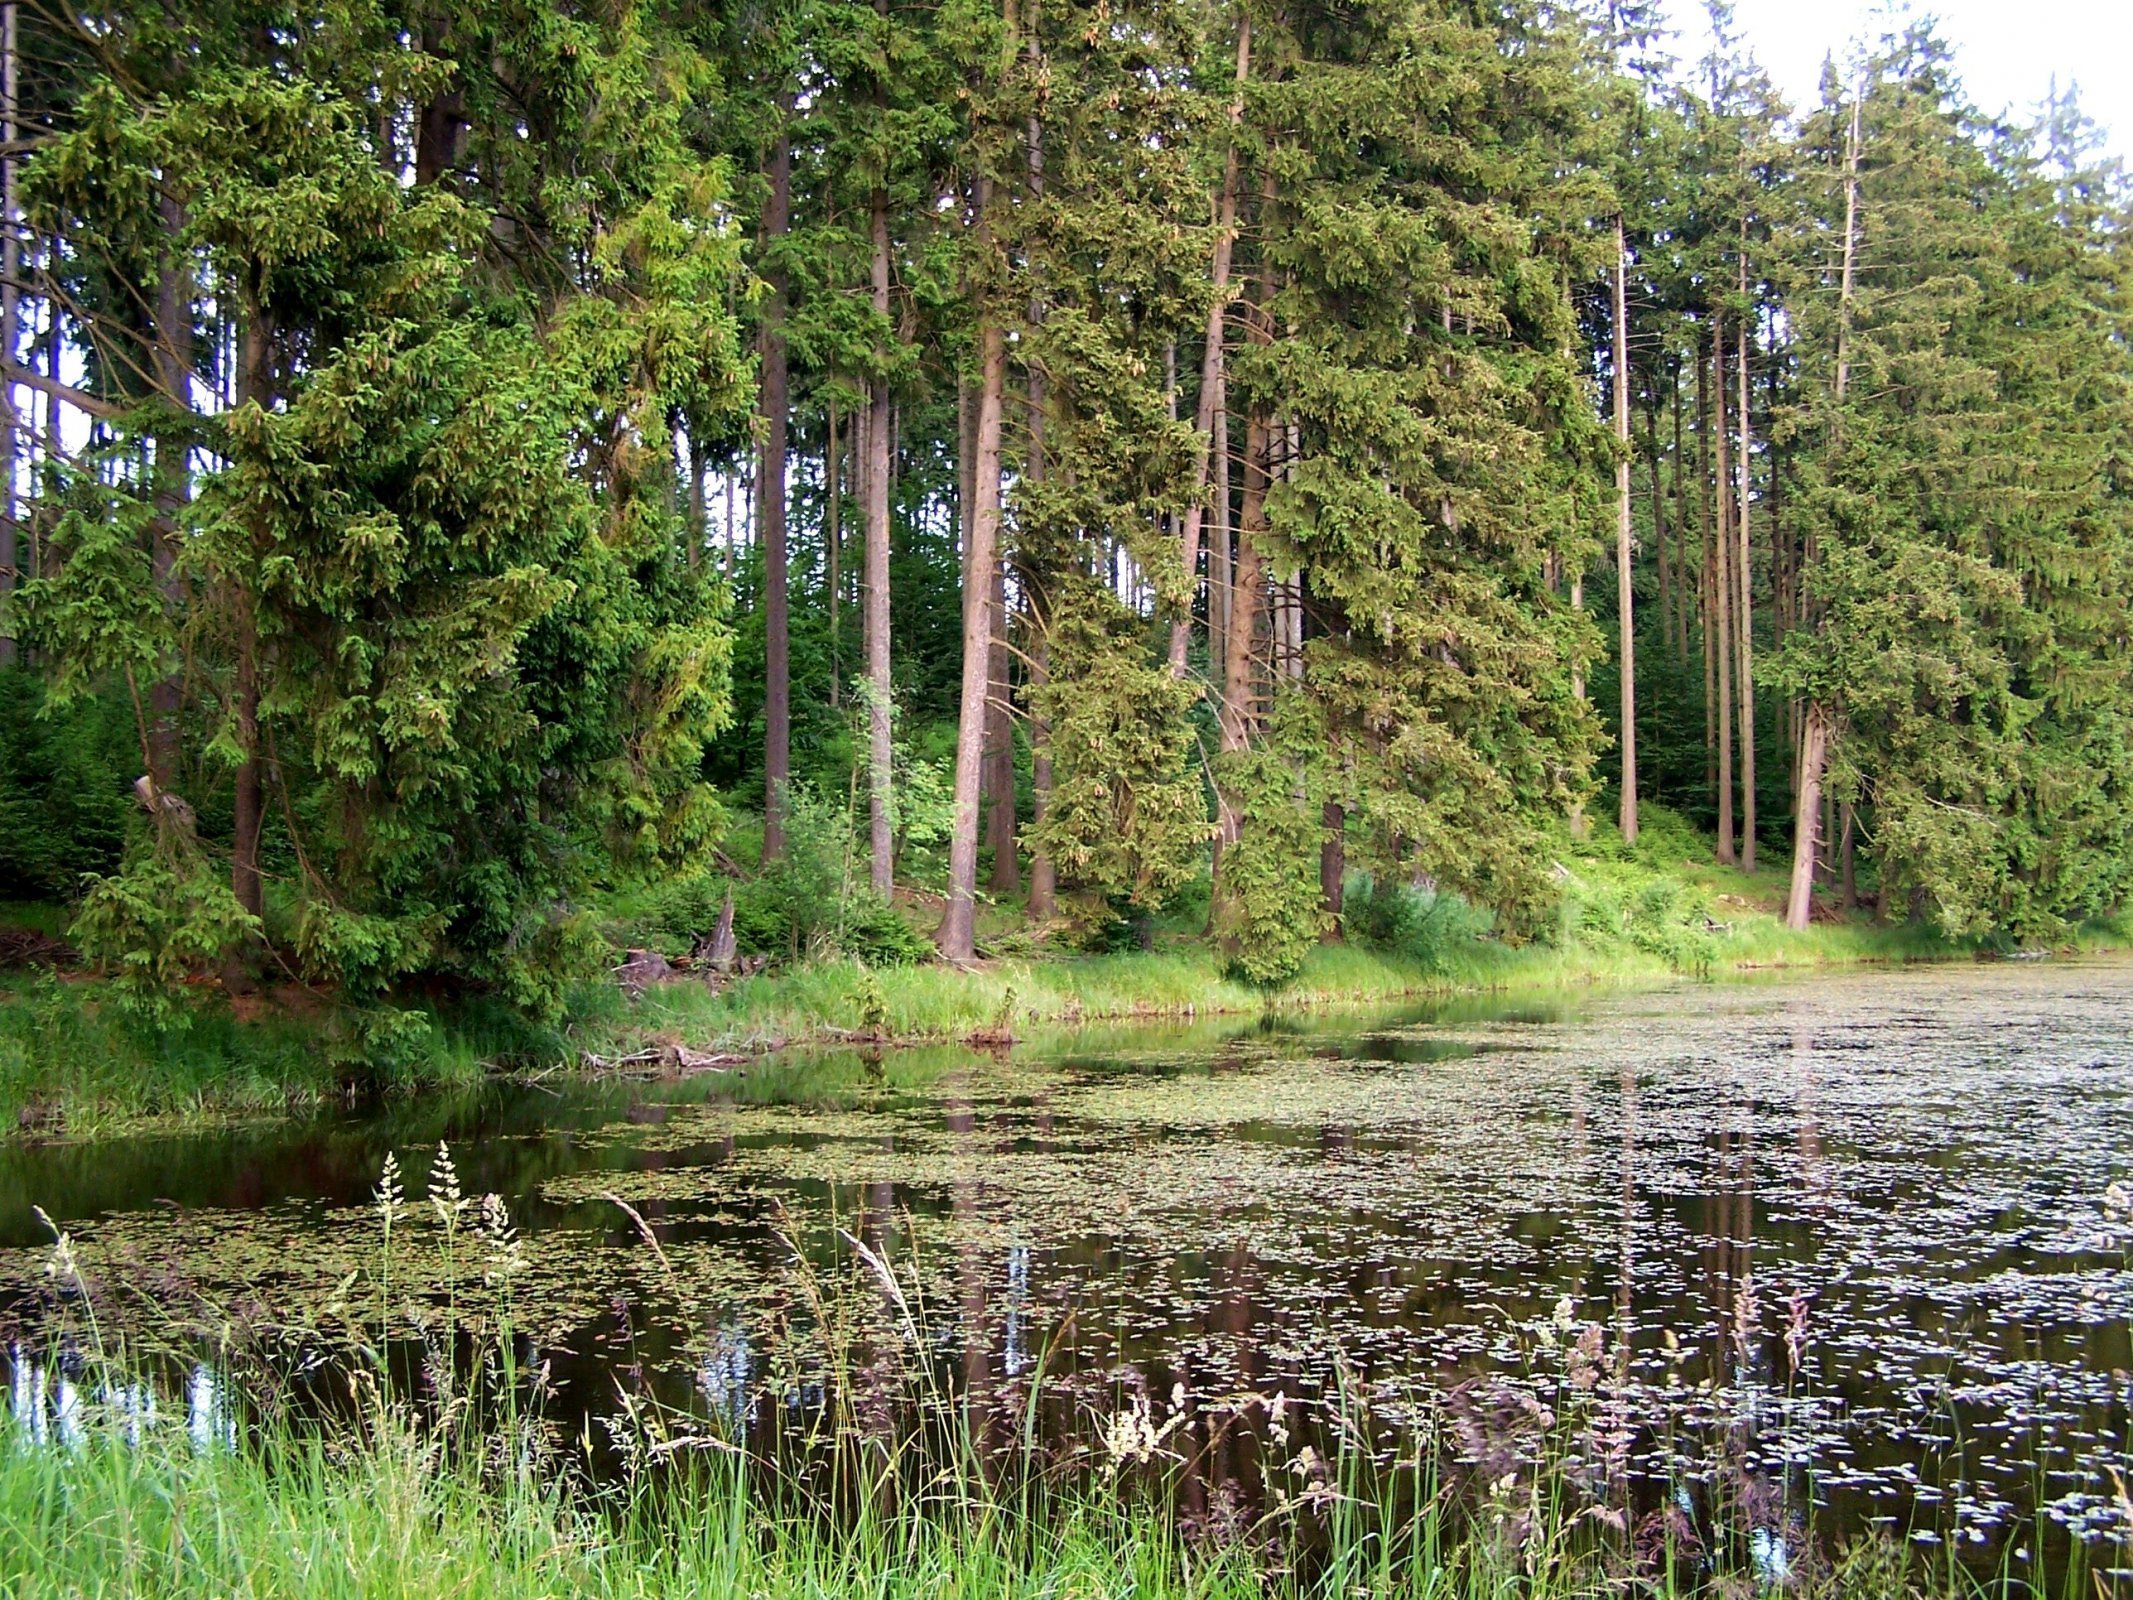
<box><xmin>1672</xmin><ymin>354</ymin><xmax>1689</xmax><ymax>660</ymax></box>
<box><xmin>1168</xmin><ymin>16</ymin><xmax>1250</xmax><ymax>678</ymax></box>
<box><xmin>148</xmin><ymin>190</ymin><xmax>193</xmax><ymax>792</ymax></box>
<box><xmin>1023</xmin><ymin>631</ymin><xmax>1057</xmax><ymax>921</ymax></box>
<box><xmin>1838</xmin><ymin>801</ymin><xmax>1856</xmax><ymax>909</ymax></box>
<box><xmin>759</xmin><ymin>103</ymin><xmax>794</xmax><ymax>861</ymax></box>
<box><xmin>1788</xmin><ymin>87</ymin><xmax>1862</xmax><ymax>917</ymax></box>
<box><xmin>230</xmin><ymin>301</ymin><xmax>272</xmax><ymax>929</ymax></box>
<box><xmin>937</xmin><ymin>176</ymin><xmax>1006</xmax><ymax>961</ymax></box>
<box><xmin>1613</xmin><ymin>221</ymin><xmax>1637</xmax><ymax>844</ymax></box>
<box><xmin>1210</xmin><ymin>384</ymin><xmax>1232</xmax><ymax>698</ymax></box>
<box><xmin>1319</xmin><ymin>800</ymin><xmax>1345</xmax><ymax>938</ymax></box>
<box><xmin>864</xmin><ymin>190</ymin><xmax>896</xmax><ymax>895</ymax></box>
<box><xmin>1785</xmin><ymin>704</ymin><xmax>1829</xmax><ymax>929</ymax></box>
<box><xmin>1735</xmin><ymin>258</ymin><xmax>1756</xmax><ymax>873</ymax></box>
<box><xmin>1712</xmin><ymin>329</ymin><xmax>1736</xmax><ymax>866</ymax></box>
<box><xmin>0</xmin><ymin>2</ymin><xmax>17</xmax><ymax>667</ymax></box>
<box><xmin>826</xmin><ymin>401</ymin><xmax>841</xmax><ymax>706</ymax></box>
<box><xmin>1223</xmin><ymin>419</ymin><xmax>1268</xmax><ymax>754</ymax></box>
<box><xmin>984</xmin><ymin>550</ymin><xmax>1016</xmax><ymax>893</ymax></box>
<box><xmin>1022</xmin><ymin>75</ymin><xmax>1055</xmax><ymax>918</ymax></box>
<box><xmin>1650</xmin><ymin>392</ymin><xmax>1669</xmax><ymax>669</ymax></box>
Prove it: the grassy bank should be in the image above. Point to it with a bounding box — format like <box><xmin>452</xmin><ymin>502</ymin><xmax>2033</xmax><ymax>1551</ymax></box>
<box><xmin>0</xmin><ymin>1408</ymin><xmax>2039</xmax><ymax>1600</ymax></box>
<box><xmin>3</xmin><ymin>813</ymin><xmax>2125</xmax><ymax>1133</ymax></box>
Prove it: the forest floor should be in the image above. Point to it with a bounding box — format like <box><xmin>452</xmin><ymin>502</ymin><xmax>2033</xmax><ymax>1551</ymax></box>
<box><xmin>2</xmin><ymin>823</ymin><xmax>2124</xmax><ymax>1135</ymax></box>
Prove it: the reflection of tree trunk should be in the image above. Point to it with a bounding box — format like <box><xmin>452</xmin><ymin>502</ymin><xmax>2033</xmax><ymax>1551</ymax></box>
<box><xmin>945</xmin><ymin>1081</ymin><xmax>999</xmax><ymax>1469</ymax></box>
<box><xmin>1616</xmin><ymin>1064</ymin><xmax>1637</xmax><ymax>1385</ymax></box>
<box><xmin>759</xmin><ymin>101</ymin><xmax>794</xmax><ymax>860</ymax></box>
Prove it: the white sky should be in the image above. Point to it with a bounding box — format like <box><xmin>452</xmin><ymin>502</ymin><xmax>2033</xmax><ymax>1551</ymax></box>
<box><xmin>1661</xmin><ymin>0</ymin><xmax>2133</xmax><ymax>161</ymax></box>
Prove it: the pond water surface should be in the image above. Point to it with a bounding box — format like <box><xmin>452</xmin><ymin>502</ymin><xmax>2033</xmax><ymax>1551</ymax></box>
<box><xmin>3</xmin><ymin>960</ymin><xmax>2130</xmax><ymax>1578</ymax></box>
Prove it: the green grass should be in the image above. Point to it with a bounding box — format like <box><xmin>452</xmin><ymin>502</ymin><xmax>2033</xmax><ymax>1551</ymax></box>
<box><xmin>0</xmin><ymin>1341</ymin><xmax>2088</xmax><ymax>1600</ymax></box>
<box><xmin>0</xmin><ymin>976</ymin><xmax>494</xmax><ymax>1135</ymax></box>
<box><xmin>5</xmin><ymin>802</ymin><xmax>2127</xmax><ymax>1133</ymax></box>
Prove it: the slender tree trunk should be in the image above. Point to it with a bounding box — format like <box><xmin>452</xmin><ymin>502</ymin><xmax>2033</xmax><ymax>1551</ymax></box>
<box><xmin>1210</xmin><ymin>382</ymin><xmax>1232</xmax><ymax>697</ymax></box>
<box><xmin>1672</xmin><ymin>353</ymin><xmax>1689</xmax><ymax>660</ymax></box>
<box><xmin>826</xmin><ymin>401</ymin><xmax>841</xmax><ymax>706</ymax></box>
<box><xmin>1838</xmin><ymin>801</ymin><xmax>1857</xmax><ymax>909</ymax></box>
<box><xmin>1788</xmin><ymin>87</ymin><xmax>1863</xmax><ymax>918</ymax></box>
<box><xmin>1735</xmin><ymin>264</ymin><xmax>1756</xmax><ymax>873</ymax></box>
<box><xmin>148</xmin><ymin>191</ymin><xmax>193</xmax><ymax>792</ymax></box>
<box><xmin>1168</xmin><ymin>16</ymin><xmax>1249</xmax><ymax>678</ymax></box>
<box><xmin>1650</xmin><ymin>393</ymin><xmax>1669</xmax><ymax>668</ymax></box>
<box><xmin>0</xmin><ymin>2</ymin><xmax>17</xmax><ymax>667</ymax></box>
<box><xmin>1785</xmin><ymin>703</ymin><xmax>1829</xmax><ymax>929</ymax></box>
<box><xmin>1022</xmin><ymin>63</ymin><xmax>1055</xmax><ymax>917</ymax></box>
<box><xmin>984</xmin><ymin>551</ymin><xmax>1016</xmax><ymax>893</ymax></box>
<box><xmin>759</xmin><ymin>103</ymin><xmax>794</xmax><ymax>861</ymax></box>
<box><xmin>1319</xmin><ymin>800</ymin><xmax>1345</xmax><ymax>938</ymax></box>
<box><xmin>1712</xmin><ymin>329</ymin><xmax>1736</xmax><ymax>866</ymax></box>
<box><xmin>230</xmin><ymin>300</ymin><xmax>273</xmax><ymax>928</ymax></box>
<box><xmin>1026</xmin><ymin>635</ymin><xmax>1057</xmax><ymax>920</ymax></box>
<box><xmin>937</xmin><ymin>176</ymin><xmax>1006</xmax><ymax>961</ymax></box>
<box><xmin>1613</xmin><ymin>221</ymin><xmax>1637</xmax><ymax>844</ymax></box>
<box><xmin>1222</xmin><ymin>409</ymin><xmax>1267</xmax><ymax>755</ymax></box>
<box><xmin>864</xmin><ymin>189</ymin><xmax>896</xmax><ymax>895</ymax></box>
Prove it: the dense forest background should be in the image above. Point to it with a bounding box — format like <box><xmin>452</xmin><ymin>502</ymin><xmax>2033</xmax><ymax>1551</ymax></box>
<box><xmin>1</xmin><ymin>0</ymin><xmax>2128</xmax><ymax>1017</ymax></box>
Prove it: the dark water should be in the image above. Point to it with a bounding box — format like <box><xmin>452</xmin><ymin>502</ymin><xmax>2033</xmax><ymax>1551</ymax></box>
<box><xmin>4</xmin><ymin>961</ymin><xmax>2131</xmax><ymax>1577</ymax></box>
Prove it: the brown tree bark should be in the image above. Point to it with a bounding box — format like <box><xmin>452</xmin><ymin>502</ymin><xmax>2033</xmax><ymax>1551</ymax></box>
<box><xmin>0</xmin><ymin>0</ymin><xmax>16</xmax><ymax>667</ymax></box>
<box><xmin>1613</xmin><ymin>221</ymin><xmax>1637</xmax><ymax>844</ymax></box>
<box><xmin>1735</xmin><ymin>254</ymin><xmax>1756</xmax><ymax>873</ymax></box>
<box><xmin>148</xmin><ymin>190</ymin><xmax>192</xmax><ymax>793</ymax></box>
<box><xmin>1711</xmin><ymin>329</ymin><xmax>1736</xmax><ymax>866</ymax></box>
<box><xmin>1785</xmin><ymin>704</ymin><xmax>1829</xmax><ymax>929</ymax></box>
<box><xmin>1167</xmin><ymin>16</ymin><xmax>1250</xmax><ymax>677</ymax></box>
<box><xmin>230</xmin><ymin>300</ymin><xmax>272</xmax><ymax>928</ymax></box>
<box><xmin>937</xmin><ymin>177</ymin><xmax>1006</xmax><ymax>961</ymax></box>
<box><xmin>864</xmin><ymin>189</ymin><xmax>896</xmax><ymax>895</ymax></box>
<box><xmin>759</xmin><ymin>103</ymin><xmax>794</xmax><ymax>861</ymax></box>
<box><xmin>984</xmin><ymin>550</ymin><xmax>1016</xmax><ymax>893</ymax></box>
<box><xmin>826</xmin><ymin>401</ymin><xmax>842</xmax><ymax>706</ymax></box>
<box><xmin>1319</xmin><ymin>800</ymin><xmax>1345</xmax><ymax>938</ymax></box>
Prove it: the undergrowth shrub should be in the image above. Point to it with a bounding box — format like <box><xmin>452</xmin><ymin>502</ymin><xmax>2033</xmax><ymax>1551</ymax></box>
<box><xmin>1343</xmin><ymin>874</ymin><xmax>1495</xmax><ymax>968</ymax></box>
<box><xmin>609</xmin><ymin>787</ymin><xmax>930</xmax><ymax>970</ymax></box>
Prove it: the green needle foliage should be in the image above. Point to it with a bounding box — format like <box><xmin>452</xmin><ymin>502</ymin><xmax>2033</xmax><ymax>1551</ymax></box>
<box><xmin>0</xmin><ymin>0</ymin><xmax>2127</xmax><ymax>1019</ymax></box>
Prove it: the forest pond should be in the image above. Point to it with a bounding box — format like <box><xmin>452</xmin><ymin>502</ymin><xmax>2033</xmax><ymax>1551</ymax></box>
<box><xmin>4</xmin><ymin>960</ymin><xmax>2131</xmax><ymax>1579</ymax></box>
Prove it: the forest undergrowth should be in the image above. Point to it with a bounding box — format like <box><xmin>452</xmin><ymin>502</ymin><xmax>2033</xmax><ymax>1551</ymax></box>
<box><xmin>1</xmin><ymin>803</ymin><xmax>2123</xmax><ymax>1135</ymax></box>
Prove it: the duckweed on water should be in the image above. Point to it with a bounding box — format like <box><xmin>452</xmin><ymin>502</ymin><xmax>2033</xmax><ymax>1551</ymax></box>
<box><xmin>4</xmin><ymin>962</ymin><xmax>2132</xmax><ymax>1591</ymax></box>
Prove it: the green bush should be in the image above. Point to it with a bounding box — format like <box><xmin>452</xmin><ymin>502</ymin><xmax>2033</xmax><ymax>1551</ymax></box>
<box><xmin>1344</xmin><ymin>873</ymin><xmax>1495</xmax><ymax>968</ymax></box>
<box><xmin>615</xmin><ymin>788</ymin><xmax>932</xmax><ymax>970</ymax></box>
